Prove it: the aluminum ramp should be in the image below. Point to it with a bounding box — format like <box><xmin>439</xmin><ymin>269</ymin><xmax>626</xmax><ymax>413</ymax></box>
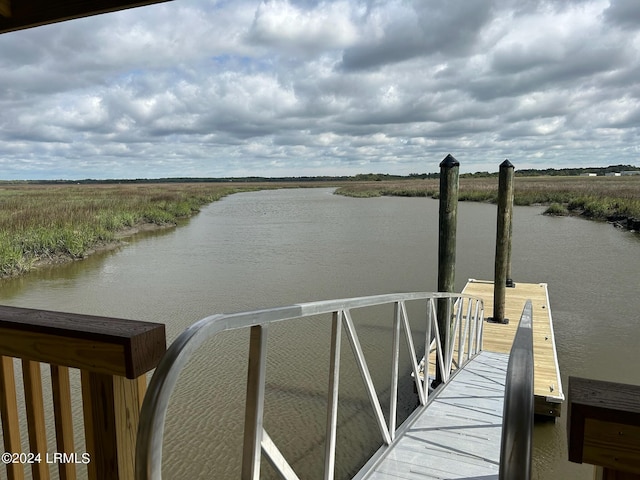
<box><xmin>359</xmin><ymin>351</ymin><xmax>508</xmax><ymax>480</ymax></box>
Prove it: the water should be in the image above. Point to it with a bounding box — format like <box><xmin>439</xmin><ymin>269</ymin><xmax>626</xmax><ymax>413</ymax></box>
<box><xmin>2</xmin><ymin>187</ymin><xmax>639</xmax><ymax>479</ymax></box>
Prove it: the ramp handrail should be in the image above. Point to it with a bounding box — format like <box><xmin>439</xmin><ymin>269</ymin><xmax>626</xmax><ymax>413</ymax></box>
<box><xmin>135</xmin><ymin>292</ymin><xmax>484</xmax><ymax>480</ymax></box>
<box><xmin>499</xmin><ymin>299</ymin><xmax>534</xmax><ymax>480</ymax></box>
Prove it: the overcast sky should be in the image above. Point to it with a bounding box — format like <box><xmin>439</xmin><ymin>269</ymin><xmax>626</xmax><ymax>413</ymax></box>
<box><xmin>1</xmin><ymin>0</ymin><xmax>639</xmax><ymax>179</ymax></box>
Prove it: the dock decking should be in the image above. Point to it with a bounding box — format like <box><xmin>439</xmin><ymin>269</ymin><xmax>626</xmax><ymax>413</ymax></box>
<box><xmin>422</xmin><ymin>279</ymin><xmax>563</xmax><ymax>417</ymax></box>
<box><xmin>357</xmin><ymin>280</ymin><xmax>564</xmax><ymax>479</ymax></box>
<box><xmin>462</xmin><ymin>279</ymin><xmax>564</xmax><ymax>417</ymax></box>
<box><xmin>358</xmin><ymin>351</ymin><xmax>507</xmax><ymax>480</ymax></box>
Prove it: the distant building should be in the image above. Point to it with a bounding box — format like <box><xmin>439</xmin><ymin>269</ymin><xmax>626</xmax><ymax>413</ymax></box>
<box><xmin>580</xmin><ymin>173</ymin><xmax>598</xmax><ymax>177</ymax></box>
<box><xmin>605</xmin><ymin>172</ymin><xmax>622</xmax><ymax>176</ymax></box>
<box><xmin>621</xmin><ymin>171</ymin><xmax>640</xmax><ymax>176</ymax></box>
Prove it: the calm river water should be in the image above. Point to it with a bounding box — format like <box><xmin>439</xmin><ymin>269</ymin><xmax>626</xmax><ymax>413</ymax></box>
<box><xmin>2</xmin><ymin>188</ymin><xmax>639</xmax><ymax>479</ymax></box>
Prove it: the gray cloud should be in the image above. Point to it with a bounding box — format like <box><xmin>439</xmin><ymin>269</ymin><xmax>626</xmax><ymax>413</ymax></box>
<box><xmin>604</xmin><ymin>0</ymin><xmax>640</xmax><ymax>30</ymax></box>
<box><xmin>0</xmin><ymin>0</ymin><xmax>639</xmax><ymax>179</ymax></box>
<box><xmin>339</xmin><ymin>0</ymin><xmax>494</xmax><ymax>71</ymax></box>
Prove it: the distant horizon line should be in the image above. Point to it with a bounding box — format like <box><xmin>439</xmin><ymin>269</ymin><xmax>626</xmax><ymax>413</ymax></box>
<box><xmin>2</xmin><ymin>163</ymin><xmax>639</xmax><ymax>183</ymax></box>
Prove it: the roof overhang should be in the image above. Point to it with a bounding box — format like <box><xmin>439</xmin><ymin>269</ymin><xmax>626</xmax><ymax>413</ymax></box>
<box><xmin>0</xmin><ymin>0</ymin><xmax>172</xmax><ymax>34</ymax></box>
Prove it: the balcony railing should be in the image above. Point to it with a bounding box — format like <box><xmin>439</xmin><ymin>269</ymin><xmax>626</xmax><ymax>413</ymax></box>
<box><xmin>0</xmin><ymin>305</ymin><xmax>166</xmax><ymax>480</ymax></box>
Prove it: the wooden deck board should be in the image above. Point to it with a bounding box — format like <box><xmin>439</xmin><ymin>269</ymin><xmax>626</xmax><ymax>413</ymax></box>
<box><xmin>358</xmin><ymin>279</ymin><xmax>565</xmax><ymax>479</ymax></box>
<box><xmin>422</xmin><ymin>280</ymin><xmax>563</xmax><ymax>416</ymax></box>
<box><xmin>362</xmin><ymin>351</ymin><xmax>507</xmax><ymax>480</ymax></box>
<box><xmin>462</xmin><ymin>279</ymin><xmax>564</xmax><ymax>417</ymax></box>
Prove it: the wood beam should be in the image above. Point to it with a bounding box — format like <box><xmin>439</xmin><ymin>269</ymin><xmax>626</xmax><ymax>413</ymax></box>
<box><xmin>568</xmin><ymin>376</ymin><xmax>640</xmax><ymax>475</ymax></box>
<box><xmin>0</xmin><ymin>0</ymin><xmax>11</xmax><ymax>18</ymax></box>
<box><xmin>0</xmin><ymin>305</ymin><xmax>166</xmax><ymax>379</ymax></box>
<box><xmin>0</xmin><ymin>0</ymin><xmax>172</xmax><ymax>34</ymax></box>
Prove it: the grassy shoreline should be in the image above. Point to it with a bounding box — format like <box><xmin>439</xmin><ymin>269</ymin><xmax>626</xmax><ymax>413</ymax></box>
<box><xmin>335</xmin><ymin>176</ymin><xmax>640</xmax><ymax>231</ymax></box>
<box><xmin>2</xmin><ymin>176</ymin><xmax>638</xmax><ymax>278</ymax></box>
<box><xmin>0</xmin><ymin>182</ymin><xmax>295</xmax><ymax>278</ymax></box>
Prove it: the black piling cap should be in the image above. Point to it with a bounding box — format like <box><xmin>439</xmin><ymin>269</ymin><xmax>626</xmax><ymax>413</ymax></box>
<box><xmin>500</xmin><ymin>159</ymin><xmax>514</xmax><ymax>169</ymax></box>
<box><xmin>440</xmin><ymin>154</ymin><xmax>460</xmax><ymax>168</ymax></box>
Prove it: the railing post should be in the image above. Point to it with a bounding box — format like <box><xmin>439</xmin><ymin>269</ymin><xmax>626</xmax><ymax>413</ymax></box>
<box><xmin>0</xmin><ymin>356</ymin><xmax>24</xmax><ymax>480</ymax></box>
<box><xmin>424</xmin><ymin>299</ymin><xmax>433</xmax><ymax>400</ymax></box>
<box><xmin>490</xmin><ymin>159</ymin><xmax>514</xmax><ymax>324</ymax></box>
<box><xmin>81</xmin><ymin>372</ymin><xmax>147</xmax><ymax>480</ymax></box>
<box><xmin>389</xmin><ymin>303</ymin><xmax>401</xmax><ymax>439</ymax></box>
<box><xmin>22</xmin><ymin>360</ymin><xmax>49</xmax><ymax>480</ymax></box>
<box><xmin>51</xmin><ymin>365</ymin><xmax>76</xmax><ymax>480</ymax></box>
<box><xmin>242</xmin><ymin>325</ymin><xmax>268</xmax><ymax>480</ymax></box>
<box><xmin>323</xmin><ymin>311</ymin><xmax>342</xmax><ymax>480</ymax></box>
<box><xmin>436</xmin><ymin>154</ymin><xmax>459</xmax><ymax>386</ymax></box>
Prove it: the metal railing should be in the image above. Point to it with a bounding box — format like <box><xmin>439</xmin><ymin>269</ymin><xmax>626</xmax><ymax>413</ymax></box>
<box><xmin>499</xmin><ymin>300</ymin><xmax>534</xmax><ymax>480</ymax></box>
<box><xmin>135</xmin><ymin>292</ymin><xmax>484</xmax><ymax>480</ymax></box>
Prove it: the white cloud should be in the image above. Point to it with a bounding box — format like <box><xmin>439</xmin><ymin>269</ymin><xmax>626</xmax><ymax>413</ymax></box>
<box><xmin>248</xmin><ymin>0</ymin><xmax>358</xmax><ymax>55</ymax></box>
<box><xmin>0</xmin><ymin>0</ymin><xmax>639</xmax><ymax>179</ymax></box>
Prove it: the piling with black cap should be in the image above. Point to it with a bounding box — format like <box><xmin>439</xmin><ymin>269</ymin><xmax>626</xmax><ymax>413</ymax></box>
<box><xmin>489</xmin><ymin>159</ymin><xmax>515</xmax><ymax>324</ymax></box>
<box><xmin>435</xmin><ymin>154</ymin><xmax>459</xmax><ymax>386</ymax></box>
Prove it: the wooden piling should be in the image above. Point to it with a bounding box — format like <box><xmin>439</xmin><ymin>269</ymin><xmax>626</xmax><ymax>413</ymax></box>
<box><xmin>436</xmin><ymin>154</ymin><xmax>459</xmax><ymax>385</ymax></box>
<box><xmin>490</xmin><ymin>160</ymin><xmax>514</xmax><ymax>324</ymax></box>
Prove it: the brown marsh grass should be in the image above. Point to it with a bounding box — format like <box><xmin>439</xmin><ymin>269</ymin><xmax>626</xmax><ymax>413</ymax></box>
<box><xmin>336</xmin><ymin>175</ymin><xmax>640</xmax><ymax>222</ymax></box>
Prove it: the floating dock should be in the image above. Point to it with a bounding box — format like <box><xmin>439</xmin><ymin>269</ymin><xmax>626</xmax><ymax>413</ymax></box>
<box><xmin>358</xmin><ymin>281</ymin><xmax>564</xmax><ymax>479</ymax></box>
<box><xmin>463</xmin><ymin>279</ymin><xmax>564</xmax><ymax>417</ymax></box>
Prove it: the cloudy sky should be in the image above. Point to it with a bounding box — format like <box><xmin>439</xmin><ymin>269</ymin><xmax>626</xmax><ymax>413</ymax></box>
<box><xmin>1</xmin><ymin>0</ymin><xmax>639</xmax><ymax>179</ymax></box>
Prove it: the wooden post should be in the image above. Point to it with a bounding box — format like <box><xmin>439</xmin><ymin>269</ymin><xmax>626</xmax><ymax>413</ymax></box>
<box><xmin>489</xmin><ymin>159</ymin><xmax>514</xmax><ymax>324</ymax></box>
<box><xmin>506</xmin><ymin>161</ymin><xmax>515</xmax><ymax>288</ymax></box>
<box><xmin>0</xmin><ymin>356</ymin><xmax>24</xmax><ymax>480</ymax></box>
<box><xmin>435</xmin><ymin>154</ymin><xmax>459</xmax><ymax>386</ymax></box>
<box><xmin>81</xmin><ymin>372</ymin><xmax>145</xmax><ymax>480</ymax></box>
<box><xmin>22</xmin><ymin>360</ymin><xmax>50</xmax><ymax>480</ymax></box>
<box><xmin>51</xmin><ymin>365</ymin><xmax>77</xmax><ymax>480</ymax></box>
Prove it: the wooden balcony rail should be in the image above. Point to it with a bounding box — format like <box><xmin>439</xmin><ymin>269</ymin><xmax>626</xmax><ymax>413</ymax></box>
<box><xmin>568</xmin><ymin>376</ymin><xmax>640</xmax><ymax>480</ymax></box>
<box><xmin>0</xmin><ymin>305</ymin><xmax>166</xmax><ymax>480</ymax></box>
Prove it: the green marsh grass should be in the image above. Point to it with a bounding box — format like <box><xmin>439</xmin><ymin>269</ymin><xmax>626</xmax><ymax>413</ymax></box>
<box><xmin>0</xmin><ymin>183</ymin><xmax>263</xmax><ymax>277</ymax></box>
<box><xmin>543</xmin><ymin>203</ymin><xmax>568</xmax><ymax>216</ymax></box>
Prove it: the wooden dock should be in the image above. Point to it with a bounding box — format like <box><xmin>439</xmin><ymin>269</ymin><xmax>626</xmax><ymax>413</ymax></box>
<box><xmin>462</xmin><ymin>279</ymin><xmax>564</xmax><ymax>417</ymax></box>
<box><xmin>357</xmin><ymin>281</ymin><xmax>564</xmax><ymax>479</ymax></box>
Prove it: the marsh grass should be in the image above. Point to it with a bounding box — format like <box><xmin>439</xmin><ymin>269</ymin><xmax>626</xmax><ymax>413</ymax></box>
<box><xmin>0</xmin><ymin>183</ymin><xmax>264</xmax><ymax>277</ymax></box>
<box><xmin>3</xmin><ymin>176</ymin><xmax>639</xmax><ymax>277</ymax></box>
<box><xmin>336</xmin><ymin>175</ymin><xmax>640</xmax><ymax>224</ymax></box>
<box><xmin>544</xmin><ymin>203</ymin><xmax>568</xmax><ymax>216</ymax></box>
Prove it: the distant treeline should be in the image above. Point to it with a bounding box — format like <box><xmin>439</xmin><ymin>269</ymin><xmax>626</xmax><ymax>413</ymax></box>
<box><xmin>308</xmin><ymin>165</ymin><xmax>640</xmax><ymax>180</ymax></box>
<box><xmin>1</xmin><ymin>176</ymin><xmax>352</xmax><ymax>185</ymax></box>
<box><xmin>514</xmin><ymin>164</ymin><xmax>640</xmax><ymax>177</ymax></box>
<box><xmin>2</xmin><ymin>164</ymin><xmax>639</xmax><ymax>184</ymax></box>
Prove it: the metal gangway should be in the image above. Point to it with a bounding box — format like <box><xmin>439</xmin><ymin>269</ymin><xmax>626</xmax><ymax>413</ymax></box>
<box><xmin>135</xmin><ymin>293</ymin><xmax>534</xmax><ymax>480</ymax></box>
